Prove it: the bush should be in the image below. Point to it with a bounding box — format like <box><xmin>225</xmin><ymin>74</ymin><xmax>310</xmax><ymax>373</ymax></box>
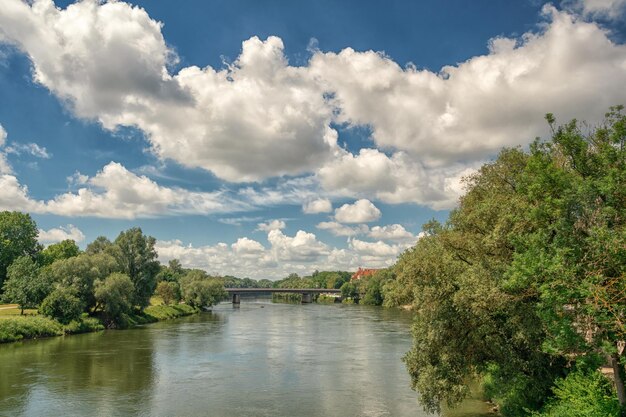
<box><xmin>533</xmin><ymin>370</ymin><xmax>621</xmax><ymax>417</ymax></box>
<box><xmin>39</xmin><ymin>286</ymin><xmax>84</xmax><ymax>324</ymax></box>
<box><xmin>154</xmin><ymin>281</ymin><xmax>180</xmax><ymax>305</ymax></box>
<box><xmin>0</xmin><ymin>316</ymin><xmax>63</xmax><ymax>343</ymax></box>
<box><xmin>63</xmin><ymin>316</ymin><xmax>104</xmax><ymax>334</ymax></box>
<box><xmin>144</xmin><ymin>304</ymin><xmax>197</xmax><ymax>320</ymax></box>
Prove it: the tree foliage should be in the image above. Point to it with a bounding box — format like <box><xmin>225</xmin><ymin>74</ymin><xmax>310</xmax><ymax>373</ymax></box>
<box><xmin>180</xmin><ymin>272</ymin><xmax>226</xmax><ymax>308</ymax></box>
<box><xmin>401</xmin><ymin>107</ymin><xmax>626</xmax><ymax>415</ymax></box>
<box><xmin>94</xmin><ymin>273</ymin><xmax>134</xmax><ymax>327</ymax></box>
<box><xmin>39</xmin><ymin>239</ymin><xmax>81</xmax><ymax>266</ymax></box>
<box><xmin>113</xmin><ymin>227</ymin><xmax>160</xmax><ymax>309</ymax></box>
<box><xmin>39</xmin><ymin>286</ymin><xmax>84</xmax><ymax>324</ymax></box>
<box><xmin>0</xmin><ymin>211</ymin><xmax>40</xmax><ymax>293</ymax></box>
<box><xmin>2</xmin><ymin>256</ymin><xmax>49</xmax><ymax>314</ymax></box>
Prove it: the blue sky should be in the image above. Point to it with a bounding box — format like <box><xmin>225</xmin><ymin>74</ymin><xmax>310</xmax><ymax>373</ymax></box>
<box><xmin>0</xmin><ymin>0</ymin><xmax>625</xmax><ymax>278</ymax></box>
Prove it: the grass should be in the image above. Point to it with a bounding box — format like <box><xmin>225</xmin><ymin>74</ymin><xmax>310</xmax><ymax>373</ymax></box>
<box><xmin>0</xmin><ymin>315</ymin><xmax>64</xmax><ymax>343</ymax></box>
<box><xmin>0</xmin><ymin>302</ymin><xmax>200</xmax><ymax>343</ymax></box>
<box><xmin>0</xmin><ymin>308</ymin><xmax>38</xmax><ymax>317</ymax></box>
<box><xmin>143</xmin><ymin>304</ymin><xmax>198</xmax><ymax>321</ymax></box>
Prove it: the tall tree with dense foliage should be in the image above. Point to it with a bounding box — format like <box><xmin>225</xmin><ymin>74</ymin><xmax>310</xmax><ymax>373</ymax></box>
<box><xmin>2</xmin><ymin>256</ymin><xmax>48</xmax><ymax>314</ymax></box>
<box><xmin>39</xmin><ymin>239</ymin><xmax>81</xmax><ymax>266</ymax></box>
<box><xmin>94</xmin><ymin>273</ymin><xmax>135</xmax><ymax>327</ymax></box>
<box><xmin>401</xmin><ymin>107</ymin><xmax>626</xmax><ymax>415</ymax></box>
<box><xmin>113</xmin><ymin>228</ymin><xmax>160</xmax><ymax>309</ymax></box>
<box><xmin>0</xmin><ymin>211</ymin><xmax>40</xmax><ymax>293</ymax></box>
<box><xmin>41</xmin><ymin>252</ymin><xmax>119</xmax><ymax>312</ymax></box>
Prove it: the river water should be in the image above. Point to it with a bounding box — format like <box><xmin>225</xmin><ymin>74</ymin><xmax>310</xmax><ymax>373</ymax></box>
<box><xmin>0</xmin><ymin>301</ymin><xmax>488</xmax><ymax>417</ymax></box>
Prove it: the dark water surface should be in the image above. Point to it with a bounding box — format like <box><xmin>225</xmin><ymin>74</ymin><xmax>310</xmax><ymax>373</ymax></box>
<box><xmin>0</xmin><ymin>302</ymin><xmax>487</xmax><ymax>417</ymax></box>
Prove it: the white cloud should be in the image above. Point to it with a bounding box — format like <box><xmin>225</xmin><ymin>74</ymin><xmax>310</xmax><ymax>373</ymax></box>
<box><xmin>231</xmin><ymin>237</ymin><xmax>266</xmax><ymax>256</ymax></box>
<box><xmin>2</xmin><ymin>2</ymin><xmax>626</xmax><ymax>210</ymax></box>
<box><xmin>5</xmin><ymin>142</ymin><xmax>50</xmax><ymax>159</ymax></box>
<box><xmin>566</xmin><ymin>0</ymin><xmax>626</xmax><ymax>18</ymax></box>
<box><xmin>257</xmin><ymin>219</ymin><xmax>286</xmax><ymax>232</ymax></box>
<box><xmin>267</xmin><ymin>229</ymin><xmax>330</xmax><ymax>262</ymax></box>
<box><xmin>0</xmin><ymin>124</ymin><xmax>11</xmax><ymax>175</ymax></box>
<box><xmin>349</xmin><ymin>238</ymin><xmax>406</xmax><ymax>258</ymax></box>
<box><xmin>316</xmin><ymin>221</ymin><xmax>368</xmax><ymax>237</ymax></box>
<box><xmin>318</xmin><ymin>148</ymin><xmax>475</xmax><ymax>209</ymax></box>
<box><xmin>0</xmin><ymin>161</ymin><xmax>250</xmax><ymax>218</ymax></box>
<box><xmin>303</xmin><ymin>198</ymin><xmax>332</xmax><ymax>214</ymax></box>
<box><xmin>334</xmin><ymin>199</ymin><xmax>381</xmax><ymax>224</ymax></box>
<box><xmin>156</xmin><ymin>227</ymin><xmax>403</xmax><ymax>279</ymax></box>
<box><xmin>38</xmin><ymin>224</ymin><xmax>85</xmax><ymax>244</ymax></box>
<box><xmin>368</xmin><ymin>224</ymin><xmax>415</xmax><ymax>242</ymax></box>
<box><xmin>0</xmin><ymin>124</ymin><xmax>6</xmax><ymax>147</ymax></box>
<box><xmin>0</xmin><ymin>1</ymin><xmax>339</xmax><ymax>182</ymax></box>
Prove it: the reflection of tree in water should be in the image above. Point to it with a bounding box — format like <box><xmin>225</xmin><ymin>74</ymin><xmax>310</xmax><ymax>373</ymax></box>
<box><xmin>0</xmin><ymin>328</ymin><xmax>156</xmax><ymax>416</ymax></box>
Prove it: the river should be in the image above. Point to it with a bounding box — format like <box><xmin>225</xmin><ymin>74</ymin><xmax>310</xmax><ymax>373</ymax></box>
<box><xmin>0</xmin><ymin>301</ymin><xmax>490</xmax><ymax>416</ymax></box>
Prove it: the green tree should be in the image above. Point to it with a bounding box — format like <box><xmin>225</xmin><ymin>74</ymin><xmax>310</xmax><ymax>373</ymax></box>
<box><xmin>39</xmin><ymin>286</ymin><xmax>84</xmax><ymax>324</ymax></box>
<box><xmin>94</xmin><ymin>273</ymin><xmax>134</xmax><ymax>327</ymax></box>
<box><xmin>2</xmin><ymin>256</ymin><xmax>48</xmax><ymax>314</ymax></box>
<box><xmin>41</xmin><ymin>252</ymin><xmax>119</xmax><ymax>312</ymax></box>
<box><xmin>0</xmin><ymin>211</ymin><xmax>40</xmax><ymax>293</ymax></box>
<box><xmin>39</xmin><ymin>239</ymin><xmax>81</xmax><ymax>266</ymax></box>
<box><xmin>155</xmin><ymin>281</ymin><xmax>180</xmax><ymax>305</ymax></box>
<box><xmin>85</xmin><ymin>236</ymin><xmax>113</xmax><ymax>255</ymax></box>
<box><xmin>113</xmin><ymin>228</ymin><xmax>160</xmax><ymax>309</ymax></box>
<box><xmin>180</xmin><ymin>273</ymin><xmax>226</xmax><ymax>308</ymax></box>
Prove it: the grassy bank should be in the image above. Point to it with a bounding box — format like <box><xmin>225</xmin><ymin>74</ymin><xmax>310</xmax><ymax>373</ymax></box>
<box><xmin>0</xmin><ymin>303</ymin><xmax>199</xmax><ymax>344</ymax></box>
<box><xmin>0</xmin><ymin>315</ymin><xmax>104</xmax><ymax>343</ymax></box>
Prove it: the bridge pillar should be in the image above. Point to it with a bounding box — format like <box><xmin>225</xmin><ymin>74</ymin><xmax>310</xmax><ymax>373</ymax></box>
<box><xmin>301</xmin><ymin>293</ymin><xmax>312</xmax><ymax>304</ymax></box>
<box><xmin>232</xmin><ymin>293</ymin><xmax>240</xmax><ymax>307</ymax></box>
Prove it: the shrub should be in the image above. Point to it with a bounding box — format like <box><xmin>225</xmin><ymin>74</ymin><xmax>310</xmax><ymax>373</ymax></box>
<box><xmin>533</xmin><ymin>370</ymin><xmax>621</xmax><ymax>417</ymax></box>
<box><xmin>0</xmin><ymin>316</ymin><xmax>63</xmax><ymax>343</ymax></box>
<box><xmin>39</xmin><ymin>286</ymin><xmax>84</xmax><ymax>324</ymax></box>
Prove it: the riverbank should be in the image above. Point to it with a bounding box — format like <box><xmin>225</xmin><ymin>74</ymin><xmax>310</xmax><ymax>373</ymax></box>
<box><xmin>0</xmin><ymin>303</ymin><xmax>199</xmax><ymax>344</ymax></box>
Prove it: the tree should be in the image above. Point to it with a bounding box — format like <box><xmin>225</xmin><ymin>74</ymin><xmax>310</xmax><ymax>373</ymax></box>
<box><xmin>41</xmin><ymin>252</ymin><xmax>119</xmax><ymax>312</ymax></box>
<box><xmin>2</xmin><ymin>256</ymin><xmax>48</xmax><ymax>314</ymax></box>
<box><xmin>94</xmin><ymin>273</ymin><xmax>134</xmax><ymax>327</ymax></box>
<box><xmin>39</xmin><ymin>286</ymin><xmax>84</xmax><ymax>324</ymax></box>
<box><xmin>401</xmin><ymin>107</ymin><xmax>626</xmax><ymax>414</ymax></box>
<box><xmin>0</xmin><ymin>211</ymin><xmax>40</xmax><ymax>293</ymax></box>
<box><xmin>155</xmin><ymin>281</ymin><xmax>180</xmax><ymax>305</ymax></box>
<box><xmin>39</xmin><ymin>239</ymin><xmax>81</xmax><ymax>266</ymax></box>
<box><xmin>113</xmin><ymin>228</ymin><xmax>160</xmax><ymax>309</ymax></box>
<box><xmin>180</xmin><ymin>273</ymin><xmax>226</xmax><ymax>308</ymax></box>
<box><xmin>85</xmin><ymin>236</ymin><xmax>113</xmax><ymax>255</ymax></box>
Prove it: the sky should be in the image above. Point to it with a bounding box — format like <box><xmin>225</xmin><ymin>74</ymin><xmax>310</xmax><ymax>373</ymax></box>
<box><xmin>0</xmin><ymin>0</ymin><xmax>625</xmax><ymax>279</ymax></box>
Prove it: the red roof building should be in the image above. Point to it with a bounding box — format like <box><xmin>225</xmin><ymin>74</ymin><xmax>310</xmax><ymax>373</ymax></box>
<box><xmin>351</xmin><ymin>267</ymin><xmax>379</xmax><ymax>281</ymax></box>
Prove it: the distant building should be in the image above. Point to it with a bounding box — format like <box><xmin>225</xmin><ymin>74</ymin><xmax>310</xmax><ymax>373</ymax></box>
<box><xmin>351</xmin><ymin>267</ymin><xmax>379</xmax><ymax>281</ymax></box>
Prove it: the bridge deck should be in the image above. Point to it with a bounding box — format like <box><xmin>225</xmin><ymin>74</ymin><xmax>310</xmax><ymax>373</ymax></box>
<box><xmin>225</xmin><ymin>288</ymin><xmax>341</xmax><ymax>294</ymax></box>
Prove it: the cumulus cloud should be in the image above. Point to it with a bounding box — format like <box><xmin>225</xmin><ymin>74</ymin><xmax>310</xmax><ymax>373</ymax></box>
<box><xmin>368</xmin><ymin>224</ymin><xmax>415</xmax><ymax>242</ymax></box>
<box><xmin>38</xmin><ymin>224</ymin><xmax>85</xmax><ymax>244</ymax></box>
<box><xmin>316</xmin><ymin>221</ymin><xmax>368</xmax><ymax>237</ymax></box>
<box><xmin>0</xmin><ymin>1</ymin><xmax>339</xmax><ymax>181</ymax></box>
<box><xmin>231</xmin><ymin>237</ymin><xmax>266</xmax><ymax>256</ymax></box>
<box><xmin>566</xmin><ymin>0</ymin><xmax>626</xmax><ymax>18</ymax></box>
<box><xmin>2</xmin><ymin>2</ymin><xmax>626</xmax><ymax>209</ymax></box>
<box><xmin>303</xmin><ymin>198</ymin><xmax>333</xmax><ymax>214</ymax></box>
<box><xmin>257</xmin><ymin>219</ymin><xmax>286</xmax><ymax>232</ymax></box>
<box><xmin>156</xmin><ymin>228</ymin><xmax>403</xmax><ymax>279</ymax></box>
<box><xmin>334</xmin><ymin>199</ymin><xmax>381</xmax><ymax>224</ymax></box>
<box><xmin>0</xmin><ymin>161</ymin><xmax>250</xmax><ymax>218</ymax></box>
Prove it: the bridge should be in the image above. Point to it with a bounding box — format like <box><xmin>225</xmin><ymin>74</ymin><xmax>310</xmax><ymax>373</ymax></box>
<box><xmin>225</xmin><ymin>288</ymin><xmax>342</xmax><ymax>305</ymax></box>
